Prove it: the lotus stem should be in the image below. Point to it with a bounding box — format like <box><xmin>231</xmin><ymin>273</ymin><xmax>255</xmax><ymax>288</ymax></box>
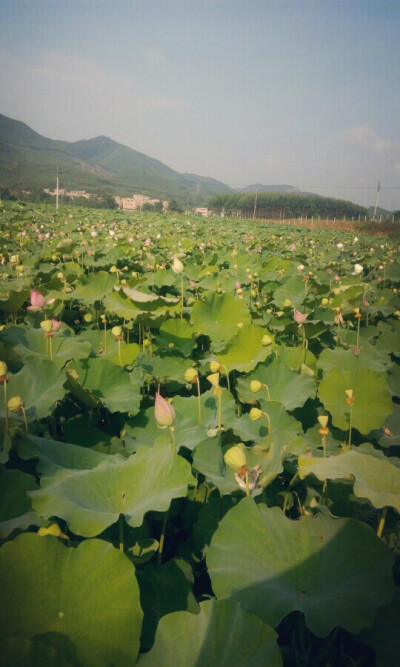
<box><xmin>119</xmin><ymin>513</ymin><xmax>124</xmax><ymax>552</ymax></box>
<box><xmin>21</xmin><ymin>405</ymin><xmax>28</xmax><ymax>432</ymax></box>
<box><xmin>377</xmin><ymin>507</ymin><xmax>387</xmax><ymax>538</ymax></box>
<box><xmin>217</xmin><ymin>390</ymin><xmax>222</xmax><ymax>431</ymax></box>
<box><xmin>3</xmin><ymin>381</ymin><xmax>9</xmax><ymax>434</ymax></box>
<box><xmin>180</xmin><ymin>274</ymin><xmax>184</xmax><ymax>320</ymax></box>
<box><xmin>196</xmin><ymin>378</ymin><xmax>202</xmax><ymax>425</ymax></box>
<box><xmin>158</xmin><ymin>512</ymin><xmax>168</xmax><ymax>563</ymax></box>
<box><xmin>118</xmin><ymin>338</ymin><xmax>122</xmax><ymax>366</ymax></box>
<box><xmin>245</xmin><ymin>469</ymin><xmax>250</xmax><ymax>497</ymax></box>
<box><xmin>169</xmin><ymin>425</ymin><xmax>176</xmax><ymax>455</ymax></box>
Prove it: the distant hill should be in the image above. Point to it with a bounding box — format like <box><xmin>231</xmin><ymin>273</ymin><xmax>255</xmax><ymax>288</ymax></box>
<box><xmin>0</xmin><ymin>114</ymin><xmax>232</xmax><ymax>204</ymax></box>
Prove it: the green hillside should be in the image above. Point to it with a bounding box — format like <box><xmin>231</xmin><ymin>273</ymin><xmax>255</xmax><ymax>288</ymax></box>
<box><xmin>0</xmin><ymin>114</ymin><xmax>232</xmax><ymax>204</ymax></box>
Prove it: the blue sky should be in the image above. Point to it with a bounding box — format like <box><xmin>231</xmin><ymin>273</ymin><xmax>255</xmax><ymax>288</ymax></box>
<box><xmin>1</xmin><ymin>0</ymin><xmax>399</xmax><ymax>209</ymax></box>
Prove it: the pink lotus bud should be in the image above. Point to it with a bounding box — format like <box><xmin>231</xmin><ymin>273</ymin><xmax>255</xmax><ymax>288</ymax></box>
<box><xmin>235</xmin><ymin>281</ymin><xmax>241</xmax><ymax>289</ymax></box>
<box><xmin>51</xmin><ymin>319</ymin><xmax>61</xmax><ymax>331</ymax></box>
<box><xmin>154</xmin><ymin>392</ymin><xmax>175</xmax><ymax>428</ymax></box>
<box><xmin>293</xmin><ymin>309</ymin><xmax>307</xmax><ymax>325</ymax></box>
<box><xmin>27</xmin><ymin>290</ymin><xmax>46</xmax><ymax>311</ymax></box>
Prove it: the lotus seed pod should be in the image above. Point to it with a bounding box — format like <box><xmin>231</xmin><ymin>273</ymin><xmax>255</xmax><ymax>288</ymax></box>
<box><xmin>0</xmin><ymin>361</ymin><xmax>7</xmax><ymax>377</ymax></box>
<box><xmin>184</xmin><ymin>367</ymin><xmax>198</xmax><ymax>383</ymax></box>
<box><xmin>249</xmin><ymin>407</ymin><xmax>263</xmax><ymax>421</ymax></box>
<box><xmin>250</xmin><ymin>380</ymin><xmax>262</xmax><ymax>393</ymax></box>
<box><xmin>111</xmin><ymin>326</ymin><xmax>122</xmax><ymax>338</ymax></box>
<box><xmin>262</xmin><ymin>334</ymin><xmax>273</xmax><ymax>346</ymax></box>
<box><xmin>224</xmin><ymin>444</ymin><xmax>247</xmax><ymax>470</ymax></box>
<box><xmin>209</xmin><ymin>361</ymin><xmax>220</xmax><ymax>373</ymax></box>
<box><xmin>40</xmin><ymin>319</ymin><xmax>53</xmax><ymax>333</ymax></box>
<box><xmin>207</xmin><ymin>372</ymin><xmax>220</xmax><ymax>387</ymax></box>
<box><xmin>317</xmin><ymin>415</ymin><xmax>329</xmax><ymax>429</ymax></box>
<box><xmin>321</xmin><ymin>298</ymin><xmax>329</xmax><ymax>306</ymax></box>
<box><xmin>7</xmin><ymin>395</ymin><xmax>23</xmax><ymax>413</ymax></box>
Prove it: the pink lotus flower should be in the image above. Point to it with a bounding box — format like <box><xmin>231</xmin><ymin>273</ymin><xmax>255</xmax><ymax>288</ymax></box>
<box><xmin>154</xmin><ymin>392</ymin><xmax>175</xmax><ymax>428</ymax></box>
<box><xmin>27</xmin><ymin>290</ymin><xmax>47</xmax><ymax>312</ymax></box>
<box><xmin>51</xmin><ymin>319</ymin><xmax>61</xmax><ymax>331</ymax></box>
<box><xmin>293</xmin><ymin>309</ymin><xmax>307</xmax><ymax>325</ymax></box>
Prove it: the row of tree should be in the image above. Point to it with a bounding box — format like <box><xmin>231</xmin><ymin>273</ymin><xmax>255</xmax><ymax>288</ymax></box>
<box><xmin>208</xmin><ymin>192</ymin><xmax>368</xmax><ymax>219</ymax></box>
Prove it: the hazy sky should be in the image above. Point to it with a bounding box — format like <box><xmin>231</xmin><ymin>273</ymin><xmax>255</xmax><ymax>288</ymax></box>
<box><xmin>1</xmin><ymin>0</ymin><xmax>399</xmax><ymax>209</ymax></box>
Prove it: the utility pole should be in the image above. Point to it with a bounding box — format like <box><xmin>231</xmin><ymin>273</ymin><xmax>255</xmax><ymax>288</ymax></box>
<box><xmin>372</xmin><ymin>181</ymin><xmax>380</xmax><ymax>221</ymax></box>
<box><xmin>253</xmin><ymin>192</ymin><xmax>258</xmax><ymax>220</ymax></box>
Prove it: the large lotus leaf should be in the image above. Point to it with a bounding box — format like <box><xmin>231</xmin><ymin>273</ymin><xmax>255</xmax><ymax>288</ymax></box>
<box><xmin>0</xmin><ymin>466</ymin><xmax>41</xmax><ymax>538</ymax></box>
<box><xmin>135</xmin><ymin>560</ymin><xmax>199</xmax><ymax>652</ymax></box>
<box><xmin>139</xmin><ymin>598</ymin><xmax>282</xmax><ymax>667</ymax></box>
<box><xmin>357</xmin><ymin>588</ymin><xmax>400</xmax><ymax>667</ymax></box>
<box><xmin>278</xmin><ymin>345</ymin><xmax>317</xmax><ymax>372</ymax></box>
<box><xmin>377</xmin><ymin>403</ymin><xmax>400</xmax><ymax>448</ymax></box>
<box><xmin>318</xmin><ymin>368</ymin><xmax>392</xmax><ymax>433</ymax></box>
<box><xmin>236</xmin><ymin>359</ymin><xmax>316</xmax><ymax>411</ymax></box>
<box><xmin>272</xmin><ymin>275</ymin><xmax>305</xmax><ymax>308</ymax></box>
<box><xmin>154</xmin><ymin>318</ymin><xmax>195</xmax><ymax>356</ymax></box>
<box><xmin>137</xmin><ymin>353</ymin><xmax>193</xmax><ymax>384</ymax></box>
<box><xmin>67</xmin><ymin>358</ymin><xmax>142</xmax><ymax>414</ymax></box>
<box><xmin>192</xmin><ymin>436</ymin><xmax>238</xmax><ymax>495</ymax></box>
<box><xmin>0</xmin><ymin>325</ymin><xmax>91</xmax><ymax>368</ymax></box>
<box><xmin>18</xmin><ymin>434</ymin><xmax>113</xmax><ymax>475</ymax></box>
<box><xmin>317</xmin><ymin>344</ymin><xmax>392</xmax><ymax>374</ymax></box>
<box><xmin>103</xmin><ymin>290</ymin><xmax>143</xmax><ymax>320</ymax></box>
<box><xmin>375</xmin><ymin>325</ymin><xmax>400</xmax><ymax>356</ymax></box>
<box><xmin>207</xmin><ymin>498</ymin><xmax>395</xmax><ymax>637</ymax></box>
<box><xmin>0</xmin><ymin>534</ymin><xmax>143</xmax><ymax>667</ymax></box>
<box><xmin>231</xmin><ymin>401</ymin><xmax>302</xmax><ymax>453</ymax></box>
<box><xmin>298</xmin><ymin>447</ymin><xmax>400</xmax><ymax>511</ymax></box>
<box><xmin>30</xmin><ymin>441</ymin><xmax>195</xmax><ymax>536</ymax></box>
<box><xmin>216</xmin><ymin>325</ymin><xmax>273</xmax><ymax>373</ymax></box>
<box><xmin>191</xmin><ymin>292</ymin><xmax>251</xmax><ymax>342</ymax></box>
<box><xmin>0</xmin><ymin>637</ymin><xmax>70</xmax><ymax>667</ymax></box>
<box><xmin>0</xmin><ymin>288</ymin><xmax>30</xmax><ymax>313</ymax></box>
<box><xmin>123</xmin><ymin>285</ymin><xmax>179</xmax><ymax>307</ymax></box>
<box><xmin>2</xmin><ymin>357</ymin><xmax>66</xmax><ymax>421</ymax></box>
<box><xmin>71</xmin><ymin>271</ymin><xmax>117</xmax><ymax>302</ymax></box>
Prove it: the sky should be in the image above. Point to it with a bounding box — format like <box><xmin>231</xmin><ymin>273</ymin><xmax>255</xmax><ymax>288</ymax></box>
<box><xmin>1</xmin><ymin>0</ymin><xmax>399</xmax><ymax>210</ymax></box>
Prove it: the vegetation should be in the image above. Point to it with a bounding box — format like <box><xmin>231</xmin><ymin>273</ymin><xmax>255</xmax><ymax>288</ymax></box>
<box><xmin>0</xmin><ymin>202</ymin><xmax>398</xmax><ymax>664</ymax></box>
<box><xmin>209</xmin><ymin>191</ymin><xmax>369</xmax><ymax>220</ymax></box>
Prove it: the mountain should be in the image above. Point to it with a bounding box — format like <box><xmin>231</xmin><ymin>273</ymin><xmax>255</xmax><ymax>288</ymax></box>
<box><xmin>0</xmin><ymin>114</ymin><xmax>304</xmax><ymax>205</ymax></box>
<box><xmin>0</xmin><ymin>114</ymin><xmax>232</xmax><ymax>204</ymax></box>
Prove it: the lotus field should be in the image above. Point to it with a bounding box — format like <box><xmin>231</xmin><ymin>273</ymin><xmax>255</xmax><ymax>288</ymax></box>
<box><xmin>0</xmin><ymin>201</ymin><xmax>399</xmax><ymax>666</ymax></box>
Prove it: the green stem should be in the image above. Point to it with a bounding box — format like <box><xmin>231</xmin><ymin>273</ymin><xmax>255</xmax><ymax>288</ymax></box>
<box><xmin>264</xmin><ymin>384</ymin><xmax>271</xmax><ymax>401</ymax></box>
<box><xmin>158</xmin><ymin>512</ymin><xmax>169</xmax><ymax>563</ymax></box>
<box><xmin>245</xmin><ymin>469</ymin><xmax>250</xmax><ymax>497</ymax></box>
<box><xmin>21</xmin><ymin>406</ymin><xmax>28</xmax><ymax>432</ymax></box>
<box><xmin>118</xmin><ymin>338</ymin><xmax>122</xmax><ymax>366</ymax></box>
<box><xmin>49</xmin><ymin>335</ymin><xmax>53</xmax><ymax>362</ymax></box>
<box><xmin>4</xmin><ymin>381</ymin><xmax>9</xmax><ymax>434</ymax></box>
<box><xmin>180</xmin><ymin>274</ymin><xmax>184</xmax><ymax>320</ymax></box>
<box><xmin>119</xmin><ymin>514</ymin><xmax>124</xmax><ymax>552</ymax></box>
<box><xmin>347</xmin><ymin>404</ymin><xmax>353</xmax><ymax>447</ymax></box>
<box><xmin>169</xmin><ymin>425</ymin><xmax>176</xmax><ymax>454</ymax></box>
<box><xmin>322</xmin><ymin>434</ymin><xmax>327</xmax><ymax>458</ymax></box>
<box><xmin>377</xmin><ymin>507</ymin><xmax>387</xmax><ymax>538</ymax></box>
<box><xmin>196</xmin><ymin>378</ymin><xmax>202</xmax><ymax>425</ymax></box>
<box><xmin>356</xmin><ymin>317</ymin><xmax>361</xmax><ymax>348</ymax></box>
<box><xmin>264</xmin><ymin>411</ymin><xmax>273</xmax><ymax>444</ymax></box>
<box><xmin>217</xmin><ymin>391</ymin><xmax>222</xmax><ymax>432</ymax></box>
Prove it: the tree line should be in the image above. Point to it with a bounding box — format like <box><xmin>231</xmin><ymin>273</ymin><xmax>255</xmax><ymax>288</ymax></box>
<box><xmin>208</xmin><ymin>192</ymin><xmax>368</xmax><ymax>219</ymax></box>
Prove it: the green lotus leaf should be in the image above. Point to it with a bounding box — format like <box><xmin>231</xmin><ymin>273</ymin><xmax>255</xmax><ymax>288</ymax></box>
<box><xmin>155</xmin><ymin>318</ymin><xmax>195</xmax><ymax>356</ymax></box>
<box><xmin>111</xmin><ymin>342</ymin><xmax>141</xmax><ymax>366</ymax></box>
<box><xmin>71</xmin><ymin>271</ymin><xmax>117</xmax><ymax>302</ymax></box>
<box><xmin>0</xmin><ymin>325</ymin><xmax>91</xmax><ymax>368</ymax></box>
<box><xmin>30</xmin><ymin>441</ymin><xmax>195</xmax><ymax>536</ymax></box>
<box><xmin>18</xmin><ymin>434</ymin><xmax>113</xmax><ymax>475</ymax></box>
<box><xmin>0</xmin><ymin>637</ymin><xmax>71</xmax><ymax>667</ymax></box>
<box><xmin>216</xmin><ymin>325</ymin><xmax>273</xmax><ymax>373</ymax></box>
<box><xmin>236</xmin><ymin>359</ymin><xmax>316</xmax><ymax>411</ymax></box>
<box><xmin>191</xmin><ymin>292</ymin><xmax>251</xmax><ymax>342</ymax></box>
<box><xmin>388</xmin><ymin>365</ymin><xmax>400</xmax><ymax>397</ymax></box>
<box><xmin>378</xmin><ymin>403</ymin><xmax>400</xmax><ymax>448</ymax></box>
<box><xmin>272</xmin><ymin>275</ymin><xmax>305</xmax><ymax>308</ymax></box>
<box><xmin>0</xmin><ymin>288</ymin><xmax>30</xmax><ymax>313</ymax></box>
<box><xmin>357</xmin><ymin>588</ymin><xmax>400</xmax><ymax>667</ymax></box>
<box><xmin>231</xmin><ymin>401</ymin><xmax>302</xmax><ymax>453</ymax></box>
<box><xmin>3</xmin><ymin>357</ymin><xmax>66</xmax><ymax>421</ymax></box>
<box><xmin>298</xmin><ymin>447</ymin><xmax>400</xmax><ymax>511</ymax></box>
<box><xmin>0</xmin><ymin>465</ymin><xmax>41</xmax><ymax>538</ymax></box>
<box><xmin>135</xmin><ymin>560</ymin><xmax>199</xmax><ymax>652</ymax></box>
<box><xmin>278</xmin><ymin>345</ymin><xmax>317</xmax><ymax>372</ymax></box>
<box><xmin>139</xmin><ymin>598</ymin><xmax>282</xmax><ymax>667</ymax></box>
<box><xmin>207</xmin><ymin>498</ymin><xmax>395</xmax><ymax>637</ymax></box>
<box><xmin>0</xmin><ymin>534</ymin><xmax>143</xmax><ymax>667</ymax></box>
<box><xmin>375</xmin><ymin>324</ymin><xmax>400</xmax><ymax>356</ymax></box>
<box><xmin>137</xmin><ymin>353</ymin><xmax>193</xmax><ymax>384</ymax></box>
<box><xmin>192</xmin><ymin>436</ymin><xmax>238</xmax><ymax>495</ymax></box>
<box><xmin>317</xmin><ymin>344</ymin><xmax>392</xmax><ymax>373</ymax></box>
<box><xmin>318</xmin><ymin>368</ymin><xmax>392</xmax><ymax>433</ymax></box>
<box><xmin>123</xmin><ymin>285</ymin><xmax>179</xmax><ymax>307</ymax></box>
<box><xmin>103</xmin><ymin>290</ymin><xmax>143</xmax><ymax>319</ymax></box>
<box><xmin>66</xmin><ymin>358</ymin><xmax>142</xmax><ymax>414</ymax></box>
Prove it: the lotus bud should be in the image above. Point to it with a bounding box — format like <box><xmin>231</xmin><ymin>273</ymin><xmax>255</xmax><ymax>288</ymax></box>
<box><xmin>172</xmin><ymin>256</ymin><xmax>184</xmax><ymax>274</ymax></box>
<box><xmin>224</xmin><ymin>444</ymin><xmax>247</xmax><ymax>470</ymax></box>
<box><xmin>352</xmin><ymin>263</ymin><xmax>363</xmax><ymax>276</ymax></box>
<box><xmin>40</xmin><ymin>319</ymin><xmax>53</xmax><ymax>333</ymax></box>
<box><xmin>154</xmin><ymin>392</ymin><xmax>175</xmax><ymax>428</ymax></box>
<box><xmin>249</xmin><ymin>407</ymin><xmax>263</xmax><ymax>421</ymax></box>
<box><xmin>27</xmin><ymin>290</ymin><xmax>46</xmax><ymax>312</ymax></box>
<box><xmin>293</xmin><ymin>309</ymin><xmax>307</xmax><ymax>325</ymax></box>
<box><xmin>184</xmin><ymin>367</ymin><xmax>198</xmax><ymax>383</ymax></box>
<box><xmin>0</xmin><ymin>361</ymin><xmax>7</xmax><ymax>378</ymax></box>
<box><xmin>7</xmin><ymin>395</ymin><xmax>23</xmax><ymax>413</ymax></box>
<box><xmin>207</xmin><ymin>372</ymin><xmax>220</xmax><ymax>387</ymax></box>
<box><xmin>250</xmin><ymin>380</ymin><xmax>263</xmax><ymax>393</ymax></box>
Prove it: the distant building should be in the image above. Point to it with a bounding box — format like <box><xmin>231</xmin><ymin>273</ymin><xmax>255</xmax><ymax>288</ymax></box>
<box><xmin>43</xmin><ymin>188</ymin><xmax>91</xmax><ymax>199</ymax></box>
<box><xmin>195</xmin><ymin>207</ymin><xmax>211</xmax><ymax>217</ymax></box>
<box><xmin>117</xmin><ymin>194</ymin><xmax>168</xmax><ymax>212</ymax></box>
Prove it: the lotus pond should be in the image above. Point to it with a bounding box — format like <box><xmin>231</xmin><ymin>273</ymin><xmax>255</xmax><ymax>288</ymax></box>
<box><xmin>0</xmin><ymin>202</ymin><xmax>399</xmax><ymax>666</ymax></box>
